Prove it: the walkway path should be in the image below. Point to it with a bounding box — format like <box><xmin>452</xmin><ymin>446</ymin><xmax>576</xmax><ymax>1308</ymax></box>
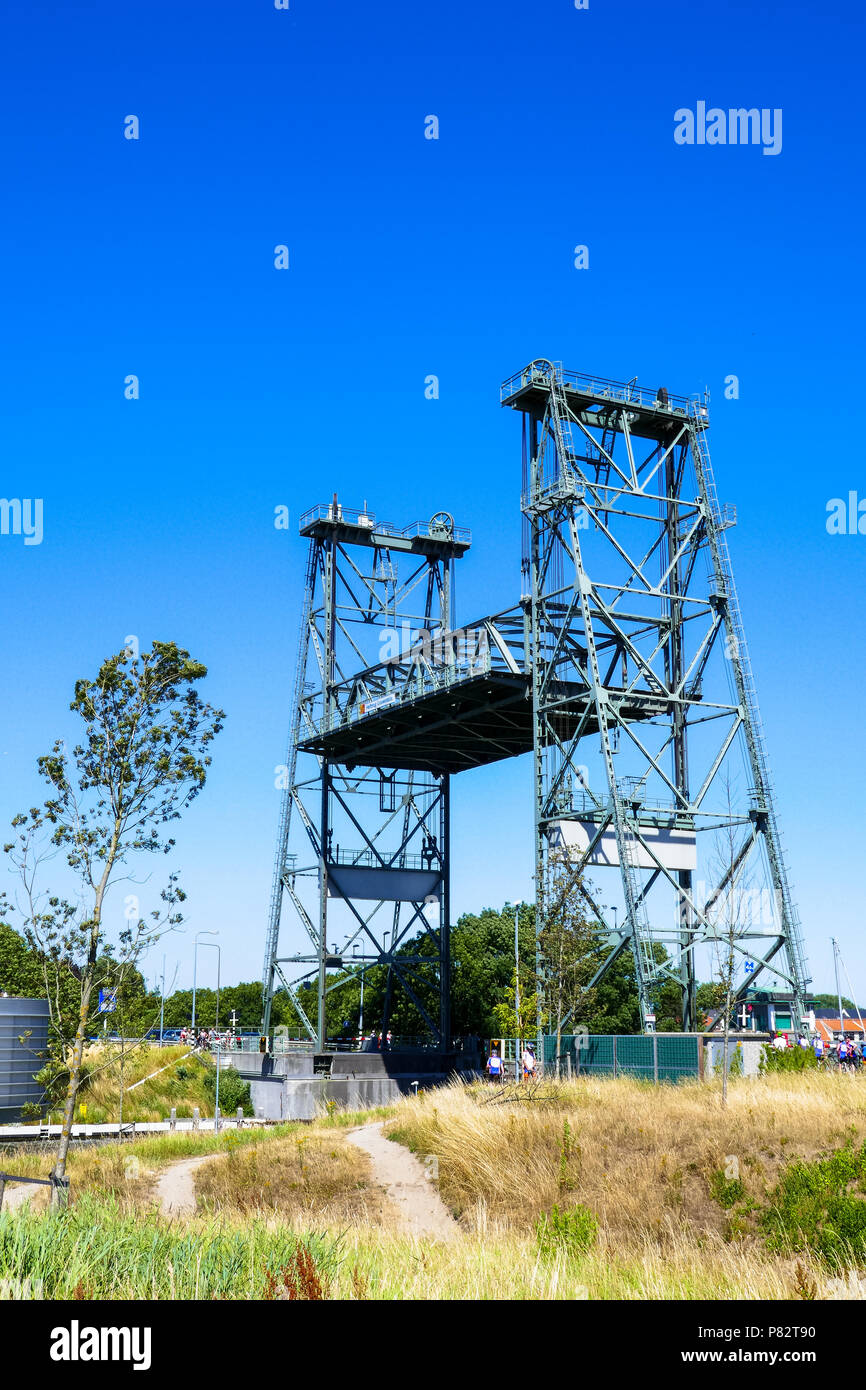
<box><xmin>153</xmin><ymin>1154</ymin><xmax>219</xmax><ymax>1216</ymax></box>
<box><xmin>347</xmin><ymin>1122</ymin><xmax>456</xmax><ymax>1240</ymax></box>
<box><xmin>0</xmin><ymin>1181</ymin><xmax>42</xmax><ymax>1213</ymax></box>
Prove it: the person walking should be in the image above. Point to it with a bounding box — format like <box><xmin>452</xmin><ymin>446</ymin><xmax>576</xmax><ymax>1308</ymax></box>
<box><xmin>522</xmin><ymin>1044</ymin><xmax>537</xmax><ymax>1081</ymax></box>
<box><xmin>486</xmin><ymin>1046</ymin><xmax>503</xmax><ymax>1085</ymax></box>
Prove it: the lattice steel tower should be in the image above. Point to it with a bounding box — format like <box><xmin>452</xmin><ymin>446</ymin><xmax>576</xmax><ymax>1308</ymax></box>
<box><xmin>504</xmin><ymin>360</ymin><xmax>811</xmax><ymax>1032</ymax></box>
<box><xmin>261</xmin><ymin>500</ymin><xmax>469</xmax><ymax>1049</ymax></box>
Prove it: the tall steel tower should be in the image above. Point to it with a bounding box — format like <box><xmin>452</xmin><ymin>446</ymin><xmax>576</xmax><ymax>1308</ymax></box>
<box><xmin>261</xmin><ymin>499</ymin><xmax>470</xmax><ymax>1049</ymax></box>
<box><xmin>502</xmin><ymin>360</ymin><xmax>810</xmax><ymax>1033</ymax></box>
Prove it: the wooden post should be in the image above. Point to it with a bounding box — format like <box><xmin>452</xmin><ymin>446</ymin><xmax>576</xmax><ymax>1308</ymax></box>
<box><xmin>169</xmin><ymin>1108</ymin><xmax>176</xmax><ymax>1131</ymax></box>
<box><xmin>192</xmin><ymin>1107</ymin><xmax>200</xmax><ymax>1131</ymax></box>
<box><xmin>236</xmin><ymin>1107</ymin><xmax>243</xmax><ymax>1128</ymax></box>
<box><xmin>0</xmin><ymin>1177</ymin><xmax>6</xmax><ymax>1212</ymax></box>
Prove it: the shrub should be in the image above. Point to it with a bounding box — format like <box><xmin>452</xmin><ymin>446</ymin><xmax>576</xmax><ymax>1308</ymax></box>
<box><xmin>710</xmin><ymin>1169</ymin><xmax>745</xmax><ymax>1209</ymax></box>
<box><xmin>763</xmin><ymin>1142</ymin><xmax>866</xmax><ymax>1267</ymax></box>
<box><xmin>535</xmin><ymin>1203</ymin><xmax>597</xmax><ymax>1256</ymax></box>
<box><xmin>203</xmin><ymin>1067</ymin><xmax>253</xmax><ymax>1116</ymax></box>
<box><xmin>760</xmin><ymin>1044</ymin><xmax>817</xmax><ymax>1074</ymax></box>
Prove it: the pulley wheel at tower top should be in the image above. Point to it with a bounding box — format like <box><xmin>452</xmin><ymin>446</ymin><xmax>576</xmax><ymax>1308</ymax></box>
<box><xmin>429</xmin><ymin>511</ymin><xmax>454</xmax><ymax>537</ymax></box>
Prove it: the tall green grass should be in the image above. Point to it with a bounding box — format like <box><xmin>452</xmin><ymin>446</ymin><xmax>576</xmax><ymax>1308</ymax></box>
<box><xmin>0</xmin><ymin>1194</ymin><xmax>340</xmax><ymax>1299</ymax></box>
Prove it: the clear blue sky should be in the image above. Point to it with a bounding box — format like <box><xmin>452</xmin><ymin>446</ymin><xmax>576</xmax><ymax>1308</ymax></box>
<box><xmin>0</xmin><ymin>0</ymin><xmax>863</xmax><ymax>1000</ymax></box>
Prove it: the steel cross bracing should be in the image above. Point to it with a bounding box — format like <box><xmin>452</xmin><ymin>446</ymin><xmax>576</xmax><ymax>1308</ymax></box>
<box><xmin>262</xmin><ymin>501</ymin><xmax>466</xmax><ymax>1049</ymax></box>
<box><xmin>503</xmin><ymin>359</ymin><xmax>811</xmax><ymax>1034</ymax></box>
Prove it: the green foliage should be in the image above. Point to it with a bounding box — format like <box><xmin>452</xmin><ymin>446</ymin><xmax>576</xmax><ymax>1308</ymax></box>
<box><xmin>535</xmin><ymin>1203</ymin><xmax>598</xmax><ymax>1257</ymax></box>
<box><xmin>710</xmin><ymin>1169</ymin><xmax>745</xmax><ymax>1209</ymax></box>
<box><xmin>759</xmin><ymin>1044</ymin><xmax>818</xmax><ymax>1074</ymax></box>
<box><xmin>203</xmin><ymin>1065</ymin><xmax>253</xmax><ymax>1116</ymax></box>
<box><xmin>558</xmin><ymin>1119</ymin><xmax>579</xmax><ymax>1193</ymax></box>
<box><xmin>0</xmin><ymin>1193</ymin><xmax>339</xmax><ymax>1299</ymax></box>
<box><xmin>811</xmin><ymin>993</ymin><xmax>857</xmax><ymax>1012</ymax></box>
<box><xmin>0</xmin><ymin>641</ymin><xmax>224</xmax><ymax>1142</ymax></box>
<box><xmin>538</xmin><ymin>860</ymin><xmax>598</xmax><ymax>1035</ymax></box>
<box><xmin>450</xmin><ymin>903</ymin><xmax>536</xmax><ymax>1039</ymax></box>
<box><xmin>0</xmin><ymin>921</ymin><xmax>80</xmax><ymax>1050</ymax></box>
<box><xmin>762</xmin><ymin>1143</ymin><xmax>866</xmax><ymax>1267</ymax></box>
<box><xmin>492</xmin><ymin>965</ymin><xmax>542</xmax><ymax>1041</ymax></box>
<box><xmin>696</xmin><ymin>982</ymin><xmax>727</xmax><ymax>1012</ymax></box>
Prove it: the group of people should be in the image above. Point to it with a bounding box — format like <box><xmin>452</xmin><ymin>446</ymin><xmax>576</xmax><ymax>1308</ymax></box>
<box><xmin>485</xmin><ymin>1043</ymin><xmax>537</xmax><ymax>1083</ymax></box>
<box><xmin>181</xmin><ymin>1027</ymin><xmax>242</xmax><ymax>1052</ymax></box>
<box><xmin>772</xmin><ymin>1030</ymin><xmax>866</xmax><ymax>1069</ymax></box>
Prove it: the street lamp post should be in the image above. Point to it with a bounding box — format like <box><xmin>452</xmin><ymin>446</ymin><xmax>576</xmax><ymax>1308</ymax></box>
<box><xmin>515</xmin><ymin>903</ymin><xmax>521</xmax><ymax>1082</ymax></box>
<box><xmin>353</xmin><ymin>946</ymin><xmax>365</xmax><ymax>1040</ymax></box>
<box><xmin>192</xmin><ymin>931</ymin><xmax>218</xmax><ymax>1032</ymax></box>
<box><xmin>194</xmin><ymin>937</ymin><xmax>221</xmax><ymax>1129</ymax></box>
<box><xmin>214</xmin><ymin>1034</ymin><xmax>222</xmax><ymax>1133</ymax></box>
<box><xmin>159</xmin><ymin>954</ymin><xmax>166</xmax><ymax>1042</ymax></box>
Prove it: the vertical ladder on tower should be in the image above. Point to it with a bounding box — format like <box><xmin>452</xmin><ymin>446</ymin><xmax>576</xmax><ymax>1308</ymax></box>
<box><xmin>549</xmin><ymin>367</ymin><xmax>580</xmax><ymax>490</ymax></box>
<box><xmin>688</xmin><ymin>409</ymin><xmax>811</xmax><ymax>1005</ymax></box>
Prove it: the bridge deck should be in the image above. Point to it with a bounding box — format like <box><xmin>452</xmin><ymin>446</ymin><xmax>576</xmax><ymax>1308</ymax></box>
<box><xmin>300</xmin><ymin>673</ymin><xmax>660</xmax><ymax>775</ymax></box>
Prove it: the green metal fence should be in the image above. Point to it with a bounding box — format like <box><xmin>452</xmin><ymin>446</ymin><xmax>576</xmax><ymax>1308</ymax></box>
<box><xmin>542</xmin><ymin>1033</ymin><xmax>700</xmax><ymax>1083</ymax></box>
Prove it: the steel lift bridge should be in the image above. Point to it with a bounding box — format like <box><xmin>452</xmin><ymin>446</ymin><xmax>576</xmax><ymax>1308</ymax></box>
<box><xmin>262</xmin><ymin>361</ymin><xmax>811</xmax><ymax>1046</ymax></box>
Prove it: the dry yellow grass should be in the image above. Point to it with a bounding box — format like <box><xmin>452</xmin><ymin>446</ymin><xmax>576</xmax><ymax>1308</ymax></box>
<box><xmin>194</xmin><ymin>1132</ymin><xmax>391</xmax><ymax>1227</ymax></box>
<box><xmin>9</xmin><ymin>1072</ymin><xmax>866</xmax><ymax>1298</ymax></box>
<box><xmin>386</xmin><ymin>1071</ymin><xmax>866</xmax><ymax>1254</ymax></box>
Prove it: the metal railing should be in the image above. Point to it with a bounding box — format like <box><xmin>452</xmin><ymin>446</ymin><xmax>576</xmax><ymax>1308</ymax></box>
<box><xmin>501</xmin><ymin>362</ymin><xmax>707</xmax><ymax>417</ymax></box>
<box><xmin>0</xmin><ymin>1170</ymin><xmax>69</xmax><ymax>1210</ymax></box>
<box><xmin>302</xmin><ymin>613</ymin><xmax>527</xmax><ymax>738</ymax></box>
<box><xmin>198</xmin><ymin>1034</ymin><xmax>450</xmax><ymax>1055</ymax></box>
<box><xmin>299</xmin><ymin>504</ymin><xmax>471</xmax><ymax>547</ymax></box>
<box><xmin>329</xmin><ymin>848</ymin><xmax>438</xmax><ymax>871</ymax></box>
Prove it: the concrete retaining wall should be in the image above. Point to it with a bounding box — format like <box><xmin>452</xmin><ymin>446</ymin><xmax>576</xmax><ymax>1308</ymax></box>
<box><xmin>237</xmin><ymin>1050</ymin><xmax>479</xmax><ymax>1121</ymax></box>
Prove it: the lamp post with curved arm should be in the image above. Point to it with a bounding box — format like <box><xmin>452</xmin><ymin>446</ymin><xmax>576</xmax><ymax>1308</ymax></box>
<box><xmin>192</xmin><ymin>930</ymin><xmax>219</xmax><ymax>1033</ymax></box>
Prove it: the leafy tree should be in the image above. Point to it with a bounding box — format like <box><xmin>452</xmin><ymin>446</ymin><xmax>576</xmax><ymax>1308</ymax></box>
<box><xmin>696</xmin><ymin>981</ymin><xmax>727</xmax><ymax>1021</ymax></box>
<box><xmin>811</xmin><ymin>993</ymin><xmax>858</xmax><ymax>1014</ymax></box>
<box><xmin>1</xmin><ymin>641</ymin><xmax>223</xmax><ymax>1192</ymax></box>
<box><xmin>537</xmin><ymin>856</ymin><xmax>598</xmax><ymax>1073</ymax></box>
<box><xmin>492</xmin><ymin>965</ymin><xmax>543</xmax><ymax>1042</ymax></box>
<box><xmin>451</xmin><ymin>903</ymin><xmax>535</xmax><ymax>1039</ymax></box>
<box><xmin>0</xmin><ymin>920</ymin><xmax>80</xmax><ymax>1018</ymax></box>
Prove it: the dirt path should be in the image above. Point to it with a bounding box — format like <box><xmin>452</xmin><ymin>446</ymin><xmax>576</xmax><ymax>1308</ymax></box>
<box><xmin>347</xmin><ymin>1122</ymin><xmax>456</xmax><ymax>1240</ymax></box>
<box><xmin>153</xmin><ymin>1154</ymin><xmax>218</xmax><ymax>1216</ymax></box>
<box><xmin>3</xmin><ymin>1153</ymin><xmax>220</xmax><ymax>1218</ymax></box>
<box><xmin>1</xmin><ymin>1182</ymin><xmax>44</xmax><ymax>1213</ymax></box>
